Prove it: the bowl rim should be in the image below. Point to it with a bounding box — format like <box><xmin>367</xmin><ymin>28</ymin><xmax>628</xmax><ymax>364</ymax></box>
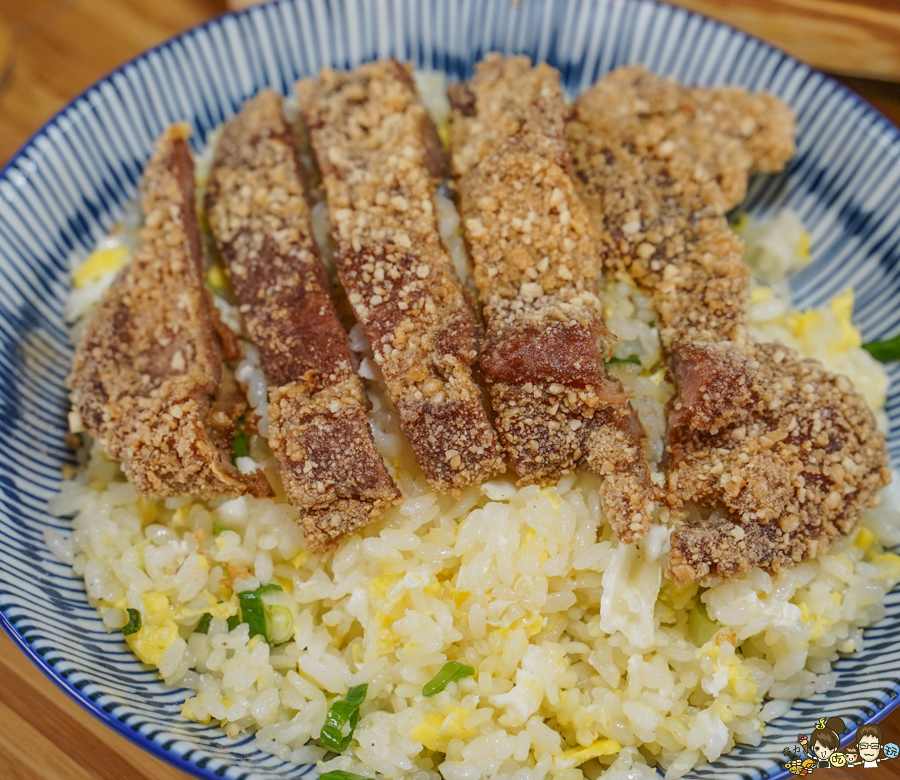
<box><xmin>3</xmin><ymin>0</ymin><xmax>900</xmax><ymax>778</ymax></box>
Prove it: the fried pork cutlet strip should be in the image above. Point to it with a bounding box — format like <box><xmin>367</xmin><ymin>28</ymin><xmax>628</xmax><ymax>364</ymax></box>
<box><xmin>568</xmin><ymin>66</ymin><xmax>795</xmax><ymax>352</ymax></box>
<box><xmin>450</xmin><ymin>54</ymin><xmax>656</xmax><ymax>542</ymax></box>
<box><xmin>205</xmin><ymin>90</ymin><xmax>400</xmax><ymax>553</ymax></box>
<box><xmin>68</xmin><ymin>125</ymin><xmax>271</xmax><ymax>499</ymax></box>
<box><xmin>570</xmin><ymin>68</ymin><xmax>890</xmax><ymax>582</ymax></box>
<box><xmin>666</xmin><ymin>344</ymin><xmax>890</xmax><ymax>584</ymax></box>
<box><xmin>568</xmin><ymin>66</ymin><xmax>795</xmax><ymax>432</ymax></box>
<box><xmin>298</xmin><ymin>61</ymin><xmax>504</xmax><ymax>492</ymax></box>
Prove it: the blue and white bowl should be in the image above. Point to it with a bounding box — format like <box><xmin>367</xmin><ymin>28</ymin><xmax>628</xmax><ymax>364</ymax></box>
<box><xmin>2</xmin><ymin>0</ymin><xmax>900</xmax><ymax>778</ymax></box>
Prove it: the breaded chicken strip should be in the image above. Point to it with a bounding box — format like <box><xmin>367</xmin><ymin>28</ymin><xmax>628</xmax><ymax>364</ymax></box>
<box><xmin>69</xmin><ymin>125</ymin><xmax>271</xmax><ymax>499</ymax></box>
<box><xmin>298</xmin><ymin>61</ymin><xmax>505</xmax><ymax>492</ymax></box>
<box><xmin>450</xmin><ymin>55</ymin><xmax>657</xmax><ymax>542</ymax></box>
<box><xmin>206</xmin><ymin>90</ymin><xmax>400</xmax><ymax>553</ymax></box>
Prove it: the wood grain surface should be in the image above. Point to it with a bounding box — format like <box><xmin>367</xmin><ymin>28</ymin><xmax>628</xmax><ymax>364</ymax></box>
<box><xmin>2</xmin><ymin>1</ymin><xmax>900</xmax><ymax>779</ymax></box>
<box><xmin>672</xmin><ymin>0</ymin><xmax>900</xmax><ymax>81</ymax></box>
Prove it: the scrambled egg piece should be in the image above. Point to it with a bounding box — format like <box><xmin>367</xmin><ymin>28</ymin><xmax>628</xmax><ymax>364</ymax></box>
<box><xmin>781</xmin><ymin>288</ymin><xmax>860</xmax><ymax>352</ymax></box>
<box><xmin>855</xmin><ymin>528</ymin><xmax>900</xmax><ymax>579</ymax></box>
<box><xmin>125</xmin><ymin>592</ymin><xmax>180</xmax><ymax>666</ymax></box>
<box><xmin>368</xmin><ymin>569</ymin><xmax>446</xmax><ymax>654</ymax></box>
<box><xmin>201</xmin><ymin>592</ymin><xmax>238</xmax><ymax>621</ymax></box>
<box><xmin>410</xmin><ymin>703</ymin><xmax>477</xmax><ymax>751</ymax></box>
<box><xmin>701</xmin><ymin>644</ymin><xmax>757</xmax><ymax>703</ymax></box>
<box><xmin>855</xmin><ymin>527</ymin><xmax>876</xmax><ymax>549</ymax></box>
<box><xmin>206</xmin><ymin>265</ymin><xmax>226</xmax><ymax>292</ymax></box>
<box><xmin>181</xmin><ymin>697</ymin><xmax>211</xmax><ymax>724</ymax></box>
<box><xmin>556</xmin><ymin>739</ymin><xmax>622</xmax><ymax>767</ymax></box>
<box><xmin>72</xmin><ymin>245</ymin><xmax>129</xmax><ymax>288</ymax></box>
<box><xmin>797</xmin><ymin>601</ymin><xmax>833</xmax><ymax>641</ymax></box>
<box><xmin>124</xmin><ymin>555</ymin><xmax>234</xmax><ymax>667</ymax></box>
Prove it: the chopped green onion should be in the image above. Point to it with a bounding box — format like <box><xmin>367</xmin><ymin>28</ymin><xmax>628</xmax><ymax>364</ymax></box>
<box><xmin>607</xmin><ymin>355</ymin><xmax>642</xmax><ymax>367</ymax></box>
<box><xmin>256</xmin><ymin>584</ymin><xmax>282</xmax><ymax>595</ymax></box>
<box><xmin>194</xmin><ymin>613</ymin><xmax>213</xmax><ymax>634</ymax></box>
<box><xmin>265</xmin><ymin>604</ymin><xmax>294</xmax><ymax>645</ymax></box>
<box><xmin>423</xmin><ymin>661</ymin><xmax>476</xmax><ymax>697</ymax></box>
<box><xmin>227</xmin><ymin>614</ymin><xmax>241</xmax><ymax>631</ymax></box>
<box><xmin>231</xmin><ymin>429</ymin><xmax>250</xmax><ymax>464</ymax></box>
<box><xmin>863</xmin><ymin>334</ymin><xmax>900</xmax><ymax>363</ymax></box>
<box><xmin>688</xmin><ymin>600</ymin><xmax>719</xmax><ymax>647</ymax></box>
<box><xmin>319</xmin><ymin>772</ymin><xmax>368</xmax><ymax>780</ymax></box>
<box><xmin>319</xmin><ymin>684</ymin><xmax>368</xmax><ymax>752</ymax></box>
<box><xmin>212</xmin><ymin>523</ymin><xmax>226</xmax><ymax>536</ymax></box>
<box><xmin>122</xmin><ymin>609</ymin><xmax>142</xmax><ymax>636</ymax></box>
<box><xmin>237</xmin><ymin>584</ymin><xmax>283</xmax><ymax>641</ymax></box>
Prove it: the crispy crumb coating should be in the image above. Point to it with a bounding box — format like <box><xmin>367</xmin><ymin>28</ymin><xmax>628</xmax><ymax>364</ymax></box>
<box><xmin>298</xmin><ymin>61</ymin><xmax>505</xmax><ymax>492</ymax></box>
<box><xmin>68</xmin><ymin>125</ymin><xmax>271</xmax><ymax>499</ymax></box>
<box><xmin>450</xmin><ymin>54</ymin><xmax>657</xmax><ymax>542</ymax></box>
<box><xmin>570</xmin><ymin>67</ymin><xmax>890</xmax><ymax>581</ymax></box>
<box><xmin>205</xmin><ymin>90</ymin><xmax>400</xmax><ymax>553</ymax></box>
<box><xmin>568</xmin><ymin>66</ymin><xmax>795</xmax><ymax>350</ymax></box>
<box><xmin>666</xmin><ymin>344</ymin><xmax>890</xmax><ymax>584</ymax></box>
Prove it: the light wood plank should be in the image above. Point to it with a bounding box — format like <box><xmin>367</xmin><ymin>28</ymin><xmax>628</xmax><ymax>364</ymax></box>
<box><xmin>0</xmin><ymin>697</ymin><xmax>109</xmax><ymax>780</ymax></box>
<box><xmin>668</xmin><ymin>0</ymin><xmax>900</xmax><ymax>81</ymax></box>
<box><xmin>0</xmin><ymin>0</ymin><xmax>224</xmax><ymax>162</ymax></box>
<box><xmin>0</xmin><ymin>631</ymin><xmax>191</xmax><ymax>780</ymax></box>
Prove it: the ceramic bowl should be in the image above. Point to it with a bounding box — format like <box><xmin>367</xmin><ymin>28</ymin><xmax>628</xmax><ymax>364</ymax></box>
<box><xmin>2</xmin><ymin>1</ymin><xmax>900</xmax><ymax>778</ymax></box>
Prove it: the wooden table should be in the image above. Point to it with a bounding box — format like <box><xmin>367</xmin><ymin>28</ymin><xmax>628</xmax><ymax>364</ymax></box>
<box><xmin>3</xmin><ymin>1</ymin><xmax>900</xmax><ymax>779</ymax></box>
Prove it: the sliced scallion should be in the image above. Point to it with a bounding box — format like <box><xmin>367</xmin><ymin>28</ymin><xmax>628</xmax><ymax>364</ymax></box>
<box><xmin>265</xmin><ymin>604</ymin><xmax>294</xmax><ymax>645</ymax></box>
<box><xmin>194</xmin><ymin>613</ymin><xmax>213</xmax><ymax>634</ymax></box>
<box><xmin>237</xmin><ymin>584</ymin><xmax>283</xmax><ymax>641</ymax></box>
<box><xmin>319</xmin><ymin>772</ymin><xmax>368</xmax><ymax>780</ymax></box>
<box><xmin>122</xmin><ymin>608</ymin><xmax>142</xmax><ymax>636</ymax></box>
<box><xmin>688</xmin><ymin>600</ymin><xmax>719</xmax><ymax>647</ymax></box>
<box><xmin>607</xmin><ymin>355</ymin><xmax>642</xmax><ymax>367</ymax></box>
<box><xmin>231</xmin><ymin>429</ymin><xmax>250</xmax><ymax>465</ymax></box>
<box><xmin>423</xmin><ymin>661</ymin><xmax>476</xmax><ymax>697</ymax></box>
<box><xmin>226</xmin><ymin>614</ymin><xmax>241</xmax><ymax>631</ymax></box>
<box><xmin>863</xmin><ymin>334</ymin><xmax>900</xmax><ymax>363</ymax></box>
<box><xmin>319</xmin><ymin>684</ymin><xmax>368</xmax><ymax>752</ymax></box>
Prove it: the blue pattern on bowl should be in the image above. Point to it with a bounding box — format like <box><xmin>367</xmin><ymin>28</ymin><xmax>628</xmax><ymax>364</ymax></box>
<box><xmin>2</xmin><ymin>0</ymin><xmax>899</xmax><ymax>777</ymax></box>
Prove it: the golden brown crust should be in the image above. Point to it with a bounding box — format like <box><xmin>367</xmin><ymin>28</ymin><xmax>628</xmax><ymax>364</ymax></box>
<box><xmin>205</xmin><ymin>90</ymin><xmax>400</xmax><ymax>552</ymax></box>
<box><xmin>297</xmin><ymin>60</ymin><xmax>505</xmax><ymax>492</ymax></box>
<box><xmin>666</xmin><ymin>344</ymin><xmax>890</xmax><ymax>584</ymax></box>
<box><xmin>450</xmin><ymin>54</ymin><xmax>657</xmax><ymax>542</ymax></box>
<box><xmin>569</xmin><ymin>68</ymin><xmax>889</xmax><ymax>581</ymax></box>
<box><xmin>567</xmin><ymin>66</ymin><xmax>796</xmax><ymax>350</ymax></box>
<box><xmin>68</xmin><ymin>125</ymin><xmax>271</xmax><ymax>499</ymax></box>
